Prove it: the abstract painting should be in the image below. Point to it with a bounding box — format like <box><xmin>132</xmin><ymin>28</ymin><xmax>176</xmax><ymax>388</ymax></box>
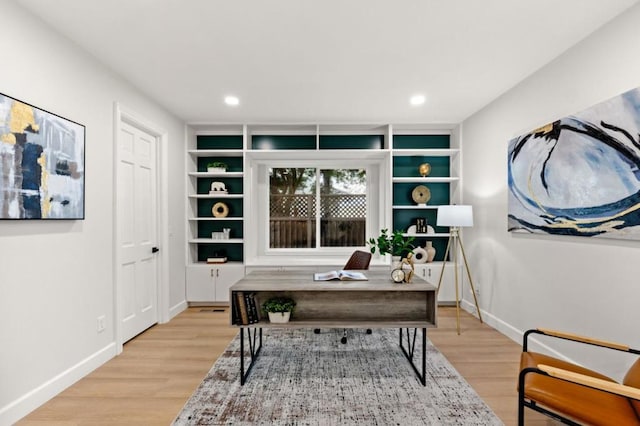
<box><xmin>0</xmin><ymin>93</ymin><xmax>84</xmax><ymax>219</ymax></box>
<box><xmin>508</xmin><ymin>87</ymin><xmax>640</xmax><ymax>240</ymax></box>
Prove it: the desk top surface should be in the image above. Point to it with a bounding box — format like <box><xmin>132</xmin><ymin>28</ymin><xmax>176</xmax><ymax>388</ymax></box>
<box><xmin>230</xmin><ymin>269</ymin><xmax>437</xmax><ymax>292</ymax></box>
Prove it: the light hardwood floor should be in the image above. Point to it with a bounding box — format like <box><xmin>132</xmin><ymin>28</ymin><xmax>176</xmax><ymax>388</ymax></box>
<box><xmin>18</xmin><ymin>306</ymin><xmax>553</xmax><ymax>425</ymax></box>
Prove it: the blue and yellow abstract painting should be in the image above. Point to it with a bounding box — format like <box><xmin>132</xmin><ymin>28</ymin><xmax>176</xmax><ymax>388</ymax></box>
<box><xmin>508</xmin><ymin>87</ymin><xmax>640</xmax><ymax>239</ymax></box>
<box><xmin>0</xmin><ymin>93</ymin><xmax>84</xmax><ymax>219</ymax></box>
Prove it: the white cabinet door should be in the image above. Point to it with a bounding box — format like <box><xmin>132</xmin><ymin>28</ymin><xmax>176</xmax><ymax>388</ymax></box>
<box><xmin>186</xmin><ymin>266</ymin><xmax>215</xmax><ymax>301</ymax></box>
<box><xmin>214</xmin><ymin>264</ymin><xmax>245</xmax><ymax>302</ymax></box>
<box><xmin>414</xmin><ymin>263</ymin><xmax>458</xmax><ymax>303</ymax></box>
<box><xmin>186</xmin><ymin>264</ymin><xmax>245</xmax><ymax>303</ymax></box>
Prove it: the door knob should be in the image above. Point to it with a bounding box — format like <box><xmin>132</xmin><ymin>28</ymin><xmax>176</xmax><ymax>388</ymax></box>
<box><xmin>152</xmin><ymin>247</ymin><xmax>159</xmax><ymax>253</ymax></box>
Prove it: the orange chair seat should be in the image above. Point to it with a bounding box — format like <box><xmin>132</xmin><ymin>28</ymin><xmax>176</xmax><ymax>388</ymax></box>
<box><xmin>521</xmin><ymin>352</ymin><xmax>640</xmax><ymax>425</ymax></box>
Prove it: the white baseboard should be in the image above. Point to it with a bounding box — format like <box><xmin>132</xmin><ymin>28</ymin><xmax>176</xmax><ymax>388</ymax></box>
<box><xmin>169</xmin><ymin>300</ymin><xmax>187</xmax><ymax>320</ymax></box>
<box><xmin>0</xmin><ymin>343</ymin><xmax>117</xmax><ymax>425</ymax></box>
<box><xmin>459</xmin><ymin>299</ymin><xmax>576</xmax><ymax>364</ymax></box>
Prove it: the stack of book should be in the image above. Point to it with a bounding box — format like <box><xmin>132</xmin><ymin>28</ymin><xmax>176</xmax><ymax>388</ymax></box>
<box><xmin>233</xmin><ymin>291</ymin><xmax>259</xmax><ymax>325</ymax></box>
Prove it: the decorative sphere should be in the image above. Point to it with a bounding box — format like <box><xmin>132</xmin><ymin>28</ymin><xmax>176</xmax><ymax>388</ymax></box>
<box><xmin>419</xmin><ymin>163</ymin><xmax>431</xmax><ymax>177</ymax></box>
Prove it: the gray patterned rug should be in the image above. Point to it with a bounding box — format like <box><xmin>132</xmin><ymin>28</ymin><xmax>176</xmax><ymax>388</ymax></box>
<box><xmin>174</xmin><ymin>328</ymin><xmax>503</xmax><ymax>425</ymax></box>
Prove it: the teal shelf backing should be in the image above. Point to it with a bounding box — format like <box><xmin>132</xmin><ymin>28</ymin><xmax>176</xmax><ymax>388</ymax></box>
<box><xmin>197</xmin><ymin>244</ymin><xmax>244</xmax><ymax>262</ymax></box>
<box><xmin>393</xmin><ymin>156</ymin><xmax>450</xmax><ymax>178</ymax></box>
<box><xmin>197</xmin><ymin>178</ymin><xmax>243</xmax><ymax>195</ymax></box>
<box><xmin>319</xmin><ymin>135</ymin><xmax>384</xmax><ymax>150</ymax></box>
<box><xmin>197</xmin><ymin>156</ymin><xmax>243</xmax><ymax>173</ymax></box>
<box><xmin>393</xmin><ymin>210</ymin><xmax>441</xmax><ymax>233</ymax></box>
<box><xmin>252</xmin><ymin>135</ymin><xmax>316</xmax><ymax>150</ymax></box>
<box><xmin>197</xmin><ymin>220</ymin><xmax>243</xmax><ymax>239</ymax></box>
<box><xmin>411</xmin><ymin>237</ymin><xmax>450</xmax><ymax>262</ymax></box>
<box><xmin>197</xmin><ymin>198</ymin><xmax>243</xmax><ymax>218</ymax></box>
<box><xmin>393</xmin><ymin>182</ymin><xmax>450</xmax><ymax>206</ymax></box>
<box><xmin>197</xmin><ymin>135</ymin><xmax>243</xmax><ymax>150</ymax></box>
<box><xmin>393</xmin><ymin>134</ymin><xmax>450</xmax><ymax>149</ymax></box>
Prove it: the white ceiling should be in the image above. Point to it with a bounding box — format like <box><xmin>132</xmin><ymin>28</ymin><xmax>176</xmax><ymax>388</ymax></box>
<box><xmin>14</xmin><ymin>0</ymin><xmax>640</xmax><ymax>124</ymax></box>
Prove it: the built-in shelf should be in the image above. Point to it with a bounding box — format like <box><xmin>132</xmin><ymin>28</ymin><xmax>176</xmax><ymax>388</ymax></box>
<box><xmin>188</xmin><ymin>194</ymin><xmax>244</xmax><ymax>199</ymax></box>
<box><xmin>392</xmin><ymin>205</ymin><xmax>441</xmax><ymax>210</ymax></box>
<box><xmin>189</xmin><ymin>238</ymin><xmax>244</xmax><ymax>244</ymax></box>
<box><xmin>189</xmin><ymin>217</ymin><xmax>244</xmax><ymax>221</ymax></box>
<box><xmin>403</xmin><ymin>233</ymin><xmax>450</xmax><ymax>238</ymax></box>
<box><xmin>392</xmin><ymin>177</ymin><xmax>459</xmax><ymax>183</ymax></box>
<box><xmin>186</xmin><ymin>131</ymin><xmax>246</xmax><ymax>305</ymax></box>
<box><xmin>184</xmin><ymin>125</ymin><xmax>462</xmax><ymax>304</ymax></box>
<box><xmin>391</xmin><ymin>148</ymin><xmax>459</xmax><ymax>156</ymax></box>
<box><xmin>188</xmin><ymin>149</ymin><xmax>244</xmax><ymax>157</ymax></box>
<box><xmin>391</xmin><ymin>132</ymin><xmax>459</xmax><ymax>264</ymax></box>
<box><xmin>188</xmin><ymin>172</ymin><xmax>244</xmax><ymax>178</ymax></box>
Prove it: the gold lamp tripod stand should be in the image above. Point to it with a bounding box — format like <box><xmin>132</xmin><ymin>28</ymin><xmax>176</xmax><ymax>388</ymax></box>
<box><xmin>436</xmin><ymin>205</ymin><xmax>482</xmax><ymax>335</ymax></box>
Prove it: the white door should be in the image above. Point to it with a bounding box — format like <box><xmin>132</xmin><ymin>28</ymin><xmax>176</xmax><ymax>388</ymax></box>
<box><xmin>117</xmin><ymin>120</ymin><xmax>159</xmax><ymax>343</ymax></box>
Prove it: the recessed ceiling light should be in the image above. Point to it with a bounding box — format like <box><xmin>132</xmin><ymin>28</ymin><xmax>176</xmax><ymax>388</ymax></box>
<box><xmin>410</xmin><ymin>94</ymin><xmax>426</xmax><ymax>106</ymax></box>
<box><xmin>224</xmin><ymin>95</ymin><xmax>239</xmax><ymax>106</ymax></box>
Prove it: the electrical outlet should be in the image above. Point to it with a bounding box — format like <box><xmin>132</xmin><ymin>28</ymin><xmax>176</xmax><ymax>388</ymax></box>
<box><xmin>97</xmin><ymin>315</ymin><xmax>106</xmax><ymax>333</ymax></box>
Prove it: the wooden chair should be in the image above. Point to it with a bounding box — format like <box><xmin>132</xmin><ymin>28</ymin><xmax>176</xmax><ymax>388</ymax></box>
<box><xmin>518</xmin><ymin>328</ymin><xmax>640</xmax><ymax>426</ymax></box>
<box><xmin>314</xmin><ymin>250</ymin><xmax>372</xmax><ymax>344</ymax></box>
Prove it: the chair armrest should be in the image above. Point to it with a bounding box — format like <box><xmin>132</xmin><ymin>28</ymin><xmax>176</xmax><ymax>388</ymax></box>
<box><xmin>538</xmin><ymin>328</ymin><xmax>630</xmax><ymax>351</ymax></box>
<box><xmin>538</xmin><ymin>364</ymin><xmax>640</xmax><ymax>401</ymax></box>
<box><xmin>523</xmin><ymin>328</ymin><xmax>638</xmax><ymax>354</ymax></box>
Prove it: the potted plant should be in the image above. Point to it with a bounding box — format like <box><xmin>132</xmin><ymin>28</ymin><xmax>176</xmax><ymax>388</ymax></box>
<box><xmin>207</xmin><ymin>161</ymin><xmax>228</xmax><ymax>173</ymax></box>
<box><xmin>262</xmin><ymin>296</ymin><xmax>296</xmax><ymax>323</ymax></box>
<box><xmin>367</xmin><ymin>229</ymin><xmax>415</xmax><ymax>267</ymax></box>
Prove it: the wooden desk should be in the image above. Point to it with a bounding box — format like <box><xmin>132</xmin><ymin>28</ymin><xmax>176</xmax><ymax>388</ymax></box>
<box><xmin>229</xmin><ymin>269</ymin><xmax>437</xmax><ymax>385</ymax></box>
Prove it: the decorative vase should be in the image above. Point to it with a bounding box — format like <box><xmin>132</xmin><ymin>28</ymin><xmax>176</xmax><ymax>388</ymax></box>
<box><xmin>268</xmin><ymin>311</ymin><xmax>291</xmax><ymax>323</ymax></box>
<box><xmin>411</xmin><ymin>247</ymin><xmax>428</xmax><ymax>263</ymax></box>
<box><xmin>426</xmin><ymin>241</ymin><xmax>436</xmax><ymax>262</ymax></box>
<box><xmin>418</xmin><ymin>162</ymin><xmax>431</xmax><ymax>177</ymax></box>
<box><xmin>391</xmin><ymin>255</ymin><xmax>402</xmax><ymax>271</ymax></box>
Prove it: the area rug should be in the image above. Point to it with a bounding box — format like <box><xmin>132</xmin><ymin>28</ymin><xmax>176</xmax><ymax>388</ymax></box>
<box><xmin>174</xmin><ymin>328</ymin><xmax>504</xmax><ymax>425</ymax></box>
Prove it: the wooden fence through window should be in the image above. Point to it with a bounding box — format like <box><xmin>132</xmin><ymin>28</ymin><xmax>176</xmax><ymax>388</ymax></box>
<box><xmin>270</xmin><ymin>194</ymin><xmax>366</xmax><ymax>248</ymax></box>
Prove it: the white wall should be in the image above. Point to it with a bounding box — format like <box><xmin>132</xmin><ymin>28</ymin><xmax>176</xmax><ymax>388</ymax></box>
<box><xmin>462</xmin><ymin>4</ymin><xmax>640</xmax><ymax>380</ymax></box>
<box><xmin>0</xmin><ymin>2</ymin><xmax>186</xmax><ymax>424</ymax></box>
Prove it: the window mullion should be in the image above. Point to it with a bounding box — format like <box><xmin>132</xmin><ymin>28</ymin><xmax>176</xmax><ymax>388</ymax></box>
<box><xmin>315</xmin><ymin>167</ymin><xmax>321</xmax><ymax>249</ymax></box>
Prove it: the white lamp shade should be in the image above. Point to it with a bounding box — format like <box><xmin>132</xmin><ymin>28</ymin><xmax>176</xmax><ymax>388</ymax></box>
<box><xmin>436</xmin><ymin>205</ymin><xmax>473</xmax><ymax>227</ymax></box>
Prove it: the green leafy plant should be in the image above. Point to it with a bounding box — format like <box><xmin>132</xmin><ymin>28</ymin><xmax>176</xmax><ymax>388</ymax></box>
<box><xmin>262</xmin><ymin>296</ymin><xmax>296</xmax><ymax>313</ymax></box>
<box><xmin>367</xmin><ymin>228</ymin><xmax>415</xmax><ymax>257</ymax></box>
<box><xmin>207</xmin><ymin>161</ymin><xmax>227</xmax><ymax>169</ymax></box>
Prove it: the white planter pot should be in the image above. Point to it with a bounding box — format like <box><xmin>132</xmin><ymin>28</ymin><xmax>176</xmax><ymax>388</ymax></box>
<box><xmin>268</xmin><ymin>311</ymin><xmax>291</xmax><ymax>323</ymax></box>
<box><xmin>207</xmin><ymin>167</ymin><xmax>226</xmax><ymax>173</ymax></box>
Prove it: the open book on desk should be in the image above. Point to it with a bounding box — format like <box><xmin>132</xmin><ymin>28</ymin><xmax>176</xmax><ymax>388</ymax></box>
<box><xmin>313</xmin><ymin>270</ymin><xmax>368</xmax><ymax>281</ymax></box>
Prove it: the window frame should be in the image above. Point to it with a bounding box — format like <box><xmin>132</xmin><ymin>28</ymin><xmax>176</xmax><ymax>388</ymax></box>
<box><xmin>269</xmin><ymin>166</ymin><xmax>367</xmax><ymax>250</ymax></box>
<box><xmin>245</xmin><ymin>152</ymin><xmax>390</xmax><ymax>266</ymax></box>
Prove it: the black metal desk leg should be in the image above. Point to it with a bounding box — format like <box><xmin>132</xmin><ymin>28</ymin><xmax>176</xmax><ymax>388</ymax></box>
<box><xmin>239</xmin><ymin>327</ymin><xmax>263</xmax><ymax>385</ymax></box>
<box><xmin>240</xmin><ymin>328</ymin><xmax>245</xmax><ymax>385</ymax></box>
<box><xmin>399</xmin><ymin>328</ymin><xmax>427</xmax><ymax>386</ymax></box>
<box><xmin>422</xmin><ymin>327</ymin><xmax>426</xmax><ymax>384</ymax></box>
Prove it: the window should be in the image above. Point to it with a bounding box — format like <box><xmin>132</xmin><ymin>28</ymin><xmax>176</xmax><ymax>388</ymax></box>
<box><xmin>269</xmin><ymin>168</ymin><xmax>366</xmax><ymax>248</ymax></box>
<box><xmin>246</xmin><ymin>154</ymin><xmax>387</xmax><ymax>264</ymax></box>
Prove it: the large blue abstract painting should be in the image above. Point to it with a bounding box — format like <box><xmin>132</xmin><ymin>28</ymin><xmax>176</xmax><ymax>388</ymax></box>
<box><xmin>0</xmin><ymin>93</ymin><xmax>85</xmax><ymax>219</ymax></box>
<box><xmin>508</xmin><ymin>87</ymin><xmax>640</xmax><ymax>239</ymax></box>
